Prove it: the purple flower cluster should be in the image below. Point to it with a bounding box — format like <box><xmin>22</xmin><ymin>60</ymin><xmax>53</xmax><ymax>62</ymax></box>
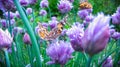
<box><xmin>67</xmin><ymin>13</ymin><xmax>110</xmax><ymax>56</ymax></box>
<box><xmin>0</xmin><ymin>29</ymin><xmax>13</xmax><ymax>49</ymax></box>
<box><xmin>58</xmin><ymin>0</ymin><xmax>73</xmax><ymax>14</ymax></box>
<box><xmin>49</xmin><ymin>17</ymin><xmax>59</xmax><ymax>29</ymax></box>
<box><xmin>23</xmin><ymin>33</ymin><xmax>31</xmax><ymax>45</ymax></box>
<box><xmin>39</xmin><ymin>9</ymin><xmax>47</xmax><ymax>16</ymax></box>
<box><xmin>112</xmin><ymin>6</ymin><xmax>120</xmax><ymax>24</ymax></box>
<box><xmin>26</xmin><ymin>8</ymin><xmax>33</xmax><ymax>15</ymax></box>
<box><xmin>46</xmin><ymin>41</ymin><xmax>74</xmax><ymax>65</ymax></box>
<box><xmin>102</xmin><ymin>56</ymin><xmax>113</xmax><ymax>67</ymax></box>
<box><xmin>40</xmin><ymin>0</ymin><xmax>49</xmax><ymax>8</ymax></box>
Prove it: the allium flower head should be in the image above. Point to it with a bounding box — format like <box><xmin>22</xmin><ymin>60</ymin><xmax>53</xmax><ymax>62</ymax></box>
<box><xmin>19</xmin><ymin>0</ymin><xmax>29</xmax><ymax>6</ymax></box>
<box><xmin>23</xmin><ymin>33</ymin><xmax>31</xmax><ymax>45</ymax></box>
<box><xmin>67</xmin><ymin>22</ymin><xmax>84</xmax><ymax>51</ymax></box>
<box><xmin>29</xmin><ymin>0</ymin><xmax>37</xmax><ymax>4</ymax></box>
<box><xmin>68</xmin><ymin>0</ymin><xmax>74</xmax><ymax>3</ymax></box>
<box><xmin>4</xmin><ymin>12</ymin><xmax>15</xmax><ymax>19</ymax></box>
<box><xmin>111</xmin><ymin>32</ymin><xmax>120</xmax><ymax>40</ymax></box>
<box><xmin>15</xmin><ymin>11</ymin><xmax>20</xmax><ymax>18</ymax></box>
<box><xmin>112</xmin><ymin>6</ymin><xmax>120</xmax><ymax>24</ymax></box>
<box><xmin>26</xmin><ymin>8</ymin><xmax>32</xmax><ymax>15</ymax></box>
<box><xmin>39</xmin><ymin>9</ymin><xmax>47</xmax><ymax>16</ymax></box>
<box><xmin>102</xmin><ymin>56</ymin><xmax>113</xmax><ymax>67</ymax></box>
<box><xmin>77</xmin><ymin>9</ymin><xmax>89</xmax><ymax>19</ymax></box>
<box><xmin>49</xmin><ymin>17</ymin><xmax>58</xmax><ymax>29</ymax></box>
<box><xmin>40</xmin><ymin>0</ymin><xmax>49</xmax><ymax>8</ymax></box>
<box><xmin>82</xmin><ymin>13</ymin><xmax>110</xmax><ymax>56</ymax></box>
<box><xmin>58</xmin><ymin>0</ymin><xmax>73</xmax><ymax>14</ymax></box>
<box><xmin>13</xmin><ymin>27</ymin><xmax>25</xmax><ymax>35</ymax></box>
<box><xmin>0</xmin><ymin>19</ymin><xmax>8</xmax><ymax>28</ymax></box>
<box><xmin>0</xmin><ymin>0</ymin><xmax>15</xmax><ymax>12</ymax></box>
<box><xmin>46</xmin><ymin>41</ymin><xmax>74</xmax><ymax>65</ymax></box>
<box><xmin>0</xmin><ymin>29</ymin><xmax>13</xmax><ymax>49</ymax></box>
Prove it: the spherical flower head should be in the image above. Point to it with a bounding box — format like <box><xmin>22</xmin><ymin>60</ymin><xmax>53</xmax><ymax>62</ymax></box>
<box><xmin>4</xmin><ymin>11</ymin><xmax>15</xmax><ymax>19</ymax></box>
<box><xmin>0</xmin><ymin>29</ymin><xmax>13</xmax><ymax>49</ymax></box>
<box><xmin>23</xmin><ymin>33</ymin><xmax>31</xmax><ymax>45</ymax></box>
<box><xmin>0</xmin><ymin>19</ymin><xmax>8</xmax><ymax>28</ymax></box>
<box><xmin>111</xmin><ymin>32</ymin><xmax>120</xmax><ymax>40</ymax></box>
<box><xmin>68</xmin><ymin>0</ymin><xmax>74</xmax><ymax>3</ymax></box>
<box><xmin>13</xmin><ymin>27</ymin><xmax>25</xmax><ymax>36</ymax></box>
<box><xmin>82</xmin><ymin>13</ymin><xmax>110</xmax><ymax>56</ymax></box>
<box><xmin>19</xmin><ymin>0</ymin><xmax>29</xmax><ymax>6</ymax></box>
<box><xmin>49</xmin><ymin>17</ymin><xmax>58</xmax><ymax>29</ymax></box>
<box><xmin>112</xmin><ymin>13</ymin><xmax>120</xmax><ymax>24</ymax></box>
<box><xmin>102</xmin><ymin>56</ymin><xmax>113</xmax><ymax>67</ymax></box>
<box><xmin>15</xmin><ymin>11</ymin><xmax>20</xmax><ymax>18</ymax></box>
<box><xmin>39</xmin><ymin>9</ymin><xmax>47</xmax><ymax>16</ymax></box>
<box><xmin>10</xmin><ymin>19</ymin><xmax>15</xmax><ymax>25</ymax></box>
<box><xmin>58</xmin><ymin>0</ymin><xmax>73</xmax><ymax>14</ymax></box>
<box><xmin>0</xmin><ymin>0</ymin><xmax>15</xmax><ymax>12</ymax></box>
<box><xmin>77</xmin><ymin>9</ymin><xmax>89</xmax><ymax>19</ymax></box>
<box><xmin>67</xmin><ymin>22</ymin><xmax>84</xmax><ymax>52</ymax></box>
<box><xmin>29</xmin><ymin>0</ymin><xmax>37</xmax><ymax>4</ymax></box>
<box><xmin>46</xmin><ymin>41</ymin><xmax>74</xmax><ymax>65</ymax></box>
<box><xmin>40</xmin><ymin>0</ymin><xmax>49</xmax><ymax>8</ymax></box>
<box><xmin>26</xmin><ymin>8</ymin><xmax>32</xmax><ymax>15</ymax></box>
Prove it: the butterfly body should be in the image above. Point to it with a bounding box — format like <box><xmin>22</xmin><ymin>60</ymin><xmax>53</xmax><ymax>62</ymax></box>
<box><xmin>80</xmin><ymin>1</ymin><xmax>92</xmax><ymax>9</ymax></box>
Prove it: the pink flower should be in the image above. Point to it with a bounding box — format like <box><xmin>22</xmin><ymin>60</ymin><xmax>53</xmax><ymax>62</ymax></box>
<box><xmin>0</xmin><ymin>29</ymin><xmax>13</xmax><ymax>49</ymax></box>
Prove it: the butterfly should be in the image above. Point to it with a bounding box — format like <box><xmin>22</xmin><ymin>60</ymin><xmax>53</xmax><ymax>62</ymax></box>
<box><xmin>37</xmin><ymin>16</ymin><xmax>68</xmax><ymax>41</ymax></box>
<box><xmin>80</xmin><ymin>0</ymin><xmax>92</xmax><ymax>9</ymax></box>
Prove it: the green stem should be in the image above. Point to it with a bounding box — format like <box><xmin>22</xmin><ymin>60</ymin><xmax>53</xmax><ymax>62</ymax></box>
<box><xmin>8</xmin><ymin>11</ymin><xmax>12</xmax><ymax>35</ymax></box>
<box><xmin>4</xmin><ymin>48</ymin><xmax>10</xmax><ymax>67</ymax></box>
<box><xmin>48</xmin><ymin>6</ymin><xmax>51</xmax><ymax>19</ymax></box>
<box><xmin>83</xmin><ymin>52</ymin><xmax>88</xmax><ymax>61</ymax></box>
<box><xmin>86</xmin><ymin>56</ymin><xmax>92</xmax><ymax>67</ymax></box>
<box><xmin>13</xmin><ymin>0</ymin><xmax>42</xmax><ymax>67</ymax></box>
<box><xmin>28</xmin><ymin>45</ymin><xmax>34</xmax><ymax>67</ymax></box>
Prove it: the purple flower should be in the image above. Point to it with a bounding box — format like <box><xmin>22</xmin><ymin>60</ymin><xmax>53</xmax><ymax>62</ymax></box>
<box><xmin>4</xmin><ymin>11</ymin><xmax>15</xmax><ymax>19</ymax></box>
<box><xmin>39</xmin><ymin>9</ymin><xmax>47</xmax><ymax>16</ymax></box>
<box><xmin>0</xmin><ymin>19</ymin><xmax>8</xmax><ymax>28</ymax></box>
<box><xmin>68</xmin><ymin>0</ymin><xmax>74</xmax><ymax>3</ymax></box>
<box><xmin>49</xmin><ymin>17</ymin><xmax>58</xmax><ymax>29</ymax></box>
<box><xmin>23</xmin><ymin>33</ymin><xmax>31</xmax><ymax>45</ymax></box>
<box><xmin>10</xmin><ymin>19</ymin><xmax>15</xmax><ymax>25</ymax></box>
<box><xmin>67</xmin><ymin>23</ymin><xmax>84</xmax><ymax>52</ymax></box>
<box><xmin>0</xmin><ymin>0</ymin><xmax>15</xmax><ymax>12</ymax></box>
<box><xmin>112</xmin><ymin>6</ymin><xmax>120</xmax><ymax>24</ymax></box>
<box><xmin>77</xmin><ymin>9</ymin><xmax>89</xmax><ymax>19</ymax></box>
<box><xmin>15</xmin><ymin>11</ymin><xmax>20</xmax><ymax>18</ymax></box>
<box><xmin>0</xmin><ymin>29</ymin><xmax>13</xmax><ymax>49</ymax></box>
<box><xmin>40</xmin><ymin>0</ymin><xmax>49</xmax><ymax>8</ymax></box>
<box><xmin>46</xmin><ymin>41</ymin><xmax>74</xmax><ymax>65</ymax></box>
<box><xmin>26</xmin><ymin>8</ymin><xmax>32</xmax><ymax>15</ymax></box>
<box><xmin>102</xmin><ymin>56</ymin><xmax>113</xmax><ymax>67</ymax></box>
<box><xmin>58</xmin><ymin>0</ymin><xmax>73</xmax><ymax>14</ymax></box>
<box><xmin>82</xmin><ymin>13</ymin><xmax>110</xmax><ymax>56</ymax></box>
<box><xmin>19</xmin><ymin>0</ymin><xmax>29</xmax><ymax>6</ymax></box>
<box><xmin>12</xmin><ymin>27</ymin><xmax>25</xmax><ymax>35</ymax></box>
<box><xmin>29</xmin><ymin>0</ymin><xmax>37</xmax><ymax>4</ymax></box>
<box><xmin>111</xmin><ymin>32</ymin><xmax>120</xmax><ymax>40</ymax></box>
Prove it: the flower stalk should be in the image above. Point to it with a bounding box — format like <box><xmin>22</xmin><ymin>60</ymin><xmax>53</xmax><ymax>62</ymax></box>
<box><xmin>13</xmin><ymin>0</ymin><xmax>42</xmax><ymax>67</ymax></box>
<box><xmin>86</xmin><ymin>56</ymin><xmax>92</xmax><ymax>67</ymax></box>
<box><xmin>4</xmin><ymin>48</ymin><xmax>10</xmax><ymax>67</ymax></box>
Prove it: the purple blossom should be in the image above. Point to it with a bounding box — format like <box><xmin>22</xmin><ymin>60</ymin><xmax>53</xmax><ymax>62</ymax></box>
<box><xmin>23</xmin><ymin>33</ymin><xmax>31</xmax><ymax>45</ymax></box>
<box><xmin>0</xmin><ymin>29</ymin><xmax>13</xmax><ymax>49</ymax></box>
<box><xmin>112</xmin><ymin>6</ymin><xmax>120</xmax><ymax>24</ymax></box>
<box><xmin>67</xmin><ymin>23</ymin><xmax>84</xmax><ymax>52</ymax></box>
<box><xmin>58</xmin><ymin>0</ymin><xmax>73</xmax><ymax>14</ymax></box>
<box><xmin>77</xmin><ymin>9</ymin><xmax>89</xmax><ymax>19</ymax></box>
<box><xmin>49</xmin><ymin>17</ymin><xmax>58</xmax><ymax>29</ymax></box>
<box><xmin>0</xmin><ymin>19</ymin><xmax>8</xmax><ymax>28</ymax></box>
<box><xmin>12</xmin><ymin>27</ymin><xmax>25</xmax><ymax>35</ymax></box>
<box><xmin>46</xmin><ymin>41</ymin><xmax>74</xmax><ymax>65</ymax></box>
<box><xmin>4</xmin><ymin>11</ymin><xmax>15</xmax><ymax>19</ymax></box>
<box><xmin>10</xmin><ymin>19</ymin><xmax>15</xmax><ymax>25</ymax></box>
<box><xmin>15</xmin><ymin>11</ymin><xmax>20</xmax><ymax>18</ymax></box>
<box><xmin>39</xmin><ymin>9</ymin><xmax>47</xmax><ymax>16</ymax></box>
<box><xmin>19</xmin><ymin>0</ymin><xmax>29</xmax><ymax>6</ymax></box>
<box><xmin>26</xmin><ymin>8</ymin><xmax>33</xmax><ymax>15</ymax></box>
<box><xmin>0</xmin><ymin>0</ymin><xmax>15</xmax><ymax>12</ymax></box>
<box><xmin>29</xmin><ymin>0</ymin><xmax>37</xmax><ymax>4</ymax></box>
<box><xmin>111</xmin><ymin>32</ymin><xmax>120</xmax><ymax>40</ymax></box>
<box><xmin>40</xmin><ymin>0</ymin><xmax>49</xmax><ymax>8</ymax></box>
<box><xmin>82</xmin><ymin>13</ymin><xmax>110</xmax><ymax>56</ymax></box>
<box><xmin>102</xmin><ymin>56</ymin><xmax>113</xmax><ymax>67</ymax></box>
<box><xmin>68</xmin><ymin>0</ymin><xmax>74</xmax><ymax>3</ymax></box>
